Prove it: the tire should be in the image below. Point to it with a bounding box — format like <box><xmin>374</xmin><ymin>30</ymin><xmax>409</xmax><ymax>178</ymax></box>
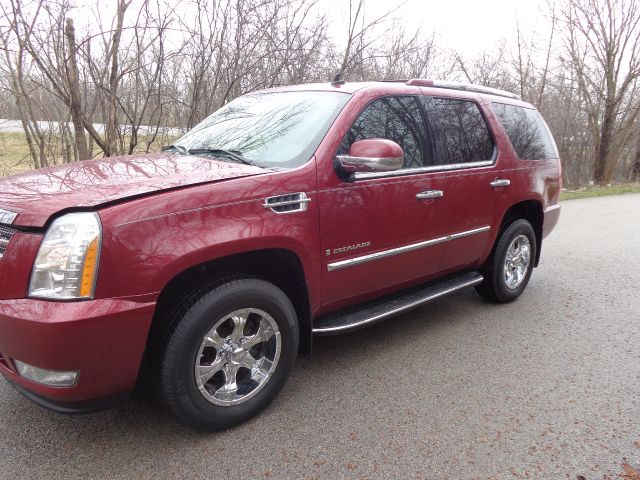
<box><xmin>475</xmin><ymin>219</ymin><xmax>537</xmax><ymax>303</ymax></box>
<box><xmin>158</xmin><ymin>278</ymin><xmax>299</xmax><ymax>431</ymax></box>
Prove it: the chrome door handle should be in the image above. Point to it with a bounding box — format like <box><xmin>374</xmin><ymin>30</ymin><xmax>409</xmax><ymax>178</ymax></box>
<box><xmin>490</xmin><ymin>179</ymin><xmax>511</xmax><ymax>188</ymax></box>
<box><xmin>416</xmin><ymin>189</ymin><xmax>444</xmax><ymax>200</ymax></box>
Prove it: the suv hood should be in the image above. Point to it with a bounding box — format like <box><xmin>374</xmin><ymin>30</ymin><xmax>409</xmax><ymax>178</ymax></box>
<box><xmin>0</xmin><ymin>153</ymin><xmax>266</xmax><ymax>228</ymax></box>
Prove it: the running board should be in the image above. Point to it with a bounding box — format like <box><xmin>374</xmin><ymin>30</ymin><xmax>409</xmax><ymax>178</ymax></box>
<box><xmin>313</xmin><ymin>272</ymin><xmax>483</xmax><ymax>336</ymax></box>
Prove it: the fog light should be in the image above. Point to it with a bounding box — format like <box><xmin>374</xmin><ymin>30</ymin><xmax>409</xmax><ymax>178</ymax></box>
<box><xmin>14</xmin><ymin>360</ymin><xmax>78</xmax><ymax>387</ymax></box>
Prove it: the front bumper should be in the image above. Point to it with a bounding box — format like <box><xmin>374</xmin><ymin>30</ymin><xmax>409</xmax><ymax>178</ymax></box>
<box><xmin>8</xmin><ymin>380</ymin><xmax>130</xmax><ymax>413</ymax></box>
<box><xmin>0</xmin><ymin>297</ymin><xmax>155</xmax><ymax>411</ymax></box>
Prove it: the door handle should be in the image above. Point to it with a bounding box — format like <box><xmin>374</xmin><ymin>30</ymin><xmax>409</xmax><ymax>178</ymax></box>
<box><xmin>490</xmin><ymin>179</ymin><xmax>511</xmax><ymax>188</ymax></box>
<box><xmin>416</xmin><ymin>189</ymin><xmax>444</xmax><ymax>200</ymax></box>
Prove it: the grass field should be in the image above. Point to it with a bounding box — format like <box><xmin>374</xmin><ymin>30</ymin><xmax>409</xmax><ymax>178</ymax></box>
<box><xmin>0</xmin><ymin>131</ymin><xmax>174</xmax><ymax>177</ymax></box>
<box><xmin>2</xmin><ymin>132</ymin><xmax>639</xmax><ymax>200</ymax></box>
<box><xmin>561</xmin><ymin>183</ymin><xmax>640</xmax><ymax>200</ymax></box>
<box><xmin>0</xmin><ymin>132</ymin><xmax>34</xmax><ymax>176</ymax></box>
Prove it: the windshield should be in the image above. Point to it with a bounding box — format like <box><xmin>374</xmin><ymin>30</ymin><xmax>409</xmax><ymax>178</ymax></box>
<box><xmin>174</xmin><ymin>91</ymin><xmax>350</xmax><ymax>169</ymax></box>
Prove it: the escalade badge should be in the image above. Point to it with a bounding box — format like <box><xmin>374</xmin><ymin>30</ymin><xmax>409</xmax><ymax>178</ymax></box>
<box><xmin>0</xmin><ymin>208</ymin><xmax>17</xmax><ymax>225</ymax></box>
<box><xmin>326</xmin><ymin>241</ymin><xmax>371</xmax><ymax>256</ymax></box>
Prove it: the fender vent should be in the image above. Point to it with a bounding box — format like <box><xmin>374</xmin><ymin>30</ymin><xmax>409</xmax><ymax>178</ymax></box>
<box><xmin>262</xmin><ymin>192</ymin><xmax>310</xmax><ymax>214</ymax></box>
<box><xmin>0</xmin><ymin>225</ymin><xmax>16</xmax><ymax>259</ymax></box>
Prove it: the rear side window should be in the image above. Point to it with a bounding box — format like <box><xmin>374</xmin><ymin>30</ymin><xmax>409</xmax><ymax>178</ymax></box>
<box><xmin>492</xmin><ymin>103</ymin><xmax>557</xmax><ymax>160</ymax></box>
<box><xmin>421</xmin><ymin>97</ymin><xmax>495</xmax><ymax>165</ymax></box>
<box><xmin>341</xmin><ymin>96</ymin><xmax>431</xmax><ymax>169</ymax></box>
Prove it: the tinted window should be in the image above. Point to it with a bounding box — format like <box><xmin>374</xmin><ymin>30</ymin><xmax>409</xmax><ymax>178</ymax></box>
<box><xmin>340</xmin><ymin>96</ymin><xmax>430</xmax><ymax>168</ymax></box>
<box><xmin>421</xmin><ymin>97</ymin><xmax>495</xmax><ymax>165</ymax></box>
<box><xmin>492</xmin><ymin>103</ymin><xmax>557</xmax><ymax>160</ymax></box>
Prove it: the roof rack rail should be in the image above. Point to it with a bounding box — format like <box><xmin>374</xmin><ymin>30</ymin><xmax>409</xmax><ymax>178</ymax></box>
<box><xmin>405</xmin><ymin>79</ymin><xmax>521</xmax><ymax>100</ymax></box>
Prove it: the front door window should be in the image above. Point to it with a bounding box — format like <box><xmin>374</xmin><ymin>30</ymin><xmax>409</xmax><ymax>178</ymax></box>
<box><xmin>339</xmin><ymin>96</ymin><xmax>431</xmax><ymax>169</ymax></box>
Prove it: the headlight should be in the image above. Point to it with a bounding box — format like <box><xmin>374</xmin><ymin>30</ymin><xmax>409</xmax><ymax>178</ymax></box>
<box><xmin>29</xmin><ymin>212</ymin><xmax>102</xmax><ymax>300</ymax></box>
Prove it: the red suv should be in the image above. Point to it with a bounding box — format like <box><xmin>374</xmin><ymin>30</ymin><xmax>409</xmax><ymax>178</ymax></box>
<box><xmin>0</xmin><ymin>79</ymin><xmax>561</xmax><ymax>430</ymax></box>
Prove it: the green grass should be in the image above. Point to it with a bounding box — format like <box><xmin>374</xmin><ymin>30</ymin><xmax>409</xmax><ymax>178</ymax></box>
<box><xmin>0</xmin><ymin>132</ymin><xmax>34</xmax><ymax>176</ymax></box>
<box><xmin>561</xmin><ymin>183</ymin><xmax>640</xmax><ymax>200</ymax></box>
<box><xmin>0</xmin><ymin>131</ymin><xmax>175</xmax><ymax>177</ymax></box>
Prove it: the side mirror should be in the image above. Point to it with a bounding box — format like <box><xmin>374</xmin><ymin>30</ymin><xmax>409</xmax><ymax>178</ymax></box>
<box><xmin>335</xmin><ymin>138</ymin><xmax>404</xmax><ymax>177</ymax></box>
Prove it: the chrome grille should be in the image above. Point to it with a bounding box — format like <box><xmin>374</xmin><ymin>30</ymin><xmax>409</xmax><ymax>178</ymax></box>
<box><xmin>0</xmin><ymin>225</ymin><xmax>16</xmax><ymax>259</ymax></box>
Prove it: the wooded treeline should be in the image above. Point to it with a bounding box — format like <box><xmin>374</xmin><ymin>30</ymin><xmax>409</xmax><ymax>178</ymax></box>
<box><xmin>1</xmin><ymin>0</ymin><xmax>640</xmax><ymax>186</ymax></box>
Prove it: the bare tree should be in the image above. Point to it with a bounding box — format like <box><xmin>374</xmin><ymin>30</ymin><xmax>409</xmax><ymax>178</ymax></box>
<box><xmin>339</xmin><ymin>0</ymin><xmax>400</xmax><ymax>78</ymax></box>
<box><xmin>0</xmin><ymin>0</ymin><xmax>639</xmax><ymax>188</ymax></box>
<box><xmin>64</xmin><ymin>17</ymin><xmax>89</xmax><ymax>160</ymax></box>
<box><xmin>562</xmin><ymin>0</ymin><xmax>640</xmax><ymax>184</ymax></box>
<box><xmin>1</xmin><ymin>0</ymin><xmax>49</xmax><ymax>168</ymax></box>
<box><xmin>104</xmin><ymin>0</ymin><xmax>132</xmax><ymax>156</ymax></box>
<box><xmin>453</xmin><ymin>42</ymin><xmax>515</xmax><ymax>91</ymax></box>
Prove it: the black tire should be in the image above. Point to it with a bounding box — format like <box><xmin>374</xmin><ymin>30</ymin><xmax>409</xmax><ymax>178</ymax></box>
<box><xmin>158</xmin><ymin>278</ymin><xmax>299</xmax><ymax>431</ymax></box>
<box><xmin>475</xmin><ymin>219</ymin><xmax>537</xmax><ymax>303</ymax></box>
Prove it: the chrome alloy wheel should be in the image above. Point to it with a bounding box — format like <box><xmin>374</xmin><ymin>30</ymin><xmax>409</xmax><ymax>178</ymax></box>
<box><xmin>194</xmin><ymin>308</ymin><xmax>281</xmax><ymax>406</ymax></box>
<box><xmin>503</xmin><ymin>234</ymin><xmax>531</xmax><ymax>290</ymax></box>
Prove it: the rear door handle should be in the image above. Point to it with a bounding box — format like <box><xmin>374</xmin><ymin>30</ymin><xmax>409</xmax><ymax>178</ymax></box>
<box><xmin>490</xmin><ymin>179</ymin><xmax>511</xmax><ymax>188</ymax></box>
<box><xmin>416</xmin><ymin>189</ymin><xmax>444</xmax><ymax>200</ymax></box>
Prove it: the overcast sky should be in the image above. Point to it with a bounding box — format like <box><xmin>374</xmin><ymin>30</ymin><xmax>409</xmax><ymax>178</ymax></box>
<box><xmin>70</xmin><ymin>0</ymin><xmax>556</xmax><ymax>61</ymax></box>
<box><xmin>322</xmin><ymin>0</ymin><xmax>553</xmax><ymax>57</ymax></box>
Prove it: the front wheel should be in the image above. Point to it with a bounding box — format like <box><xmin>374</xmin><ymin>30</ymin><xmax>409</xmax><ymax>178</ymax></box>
<box><xmin>158</xmin><ymin>278</ymin><xmax>299</xmax><ymax>431</ymax></box>
<box><xmin>476</xmin><ymin>219</ymin><xmax>537</xmax><ymax>303</ymax></box>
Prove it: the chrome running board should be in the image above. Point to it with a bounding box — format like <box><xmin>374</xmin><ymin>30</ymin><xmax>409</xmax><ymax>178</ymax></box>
<box><xmin>313</xmin><ymin>272</ymin><xmax>483</xmax><ymax>336</ymax></box>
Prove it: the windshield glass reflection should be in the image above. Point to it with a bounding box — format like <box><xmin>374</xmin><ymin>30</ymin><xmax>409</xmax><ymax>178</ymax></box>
<box><xmin>175</xmin><ymin>91</ymin><xmax>350</xmax><ymax>169</ymax></box>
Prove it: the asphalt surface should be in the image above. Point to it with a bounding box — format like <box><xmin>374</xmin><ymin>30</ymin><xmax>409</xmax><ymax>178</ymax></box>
<box><xmin>1</xmin><ymin>193</ymin><xmax>639</xmax><ymax>480</ymax></box>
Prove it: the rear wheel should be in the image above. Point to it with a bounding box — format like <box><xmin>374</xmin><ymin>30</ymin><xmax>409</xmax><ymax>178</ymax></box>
<box><xmin>158</xmin><ymin>278</ymin><xmax>298</xmax><ymax>431</ymax></box>
<box><xmin>476</xmin><ymin>219</ymin><xmax>537</xmax><ymax>303</ymax></box>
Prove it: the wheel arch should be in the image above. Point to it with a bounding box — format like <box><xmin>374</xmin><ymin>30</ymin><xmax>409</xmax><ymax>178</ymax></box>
<box><xmin>498</xmin><ymin>199</ymin><xmax>544</xmax><ymax>266</ymax></box>
<box><xmin>145</xmin><ymin>248</ymin><xmax>313</xmax><ymax>363</ymax></box>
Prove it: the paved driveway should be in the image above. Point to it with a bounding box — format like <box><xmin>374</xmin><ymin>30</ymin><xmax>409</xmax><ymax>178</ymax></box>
<box><xmin>1</xmin><ymin>194</ymin><xmax>639</xmax><ymax>479</ymax></box>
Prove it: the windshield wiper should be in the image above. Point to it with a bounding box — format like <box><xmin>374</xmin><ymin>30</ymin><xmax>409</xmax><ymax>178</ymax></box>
<box><xmin>161</xmin><ymin>144</ymin><xmax>188</xmax><ymax>155</ymax></box>
<box><xmin>187</xmin><ymin>148</ymin><xmax>255</xmax><ymax>166</ymax></box>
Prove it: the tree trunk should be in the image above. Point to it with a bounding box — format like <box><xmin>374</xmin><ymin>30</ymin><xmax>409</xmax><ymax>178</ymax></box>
<box><xmin>595</xmin><ymin>100</ymin><xmax>615</xmax><ymax>184</ymax></box>
<box><xmin>106</xmin><ymin>0</ymin><xmax>130</xmax><ymax>156</ymax></box>
<box><xmin>64</xmin><ymin>18</ymin><xmax>90</xmax><ymax>160</ymax></box>
<box><xmin>630</xmin><ymin>135</ymin><xmax>640</xmax><ymax>181</ymax></box>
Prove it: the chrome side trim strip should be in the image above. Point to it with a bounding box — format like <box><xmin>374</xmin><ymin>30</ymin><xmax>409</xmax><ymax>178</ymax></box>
<box><xmin>352</xmin><ymin>160</ymin><xmax>494</xmax><ymax>181</ymax></box>
<box><xmin>448</xmin><ymin>226</ymin><xmax>491</xmax><ymax>240</ymax></box>
<box><xmin>327</xmin><ymin>225</ymin><xmax>490</xmax><ymax>271</ymax></box>
<box><xmin>544</xmin><ymin>203</ymin><xmax>561</xmax><ymax>213</ymax></box>
<box><xmin>312</xmin><ymin>274</ymin><xmax>484</xmax><ymax>334</ymax></box>
<box><xmin>328</xmin><ymin>236</ymin><xmax>448</xmax><ymax>271</ymax></box>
